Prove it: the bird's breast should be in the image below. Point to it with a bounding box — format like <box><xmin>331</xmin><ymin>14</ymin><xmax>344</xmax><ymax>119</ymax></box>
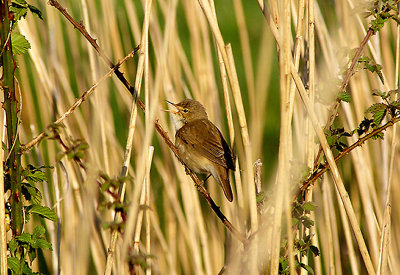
<box><xmin>175</xmin><ymin>138</ymin><xmax>213</xmax><ymax>174</ymax></box>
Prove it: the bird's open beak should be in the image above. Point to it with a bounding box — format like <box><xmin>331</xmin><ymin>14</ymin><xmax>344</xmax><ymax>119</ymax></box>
<box><xmin>165</xmin><ymin>100</ymin><xmax>176</xmax><ymax>107</ymax></box>
<box><xmin>163</xmin><ymin>100</ymin><xmax>178</xmax><ymax>114</ymax></box>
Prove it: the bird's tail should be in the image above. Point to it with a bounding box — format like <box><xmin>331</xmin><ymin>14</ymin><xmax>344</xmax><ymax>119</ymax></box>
<box><xmin>212</xmin><ymin>165</ymin><xmax>233</xmax><ymax>202</ymax></box>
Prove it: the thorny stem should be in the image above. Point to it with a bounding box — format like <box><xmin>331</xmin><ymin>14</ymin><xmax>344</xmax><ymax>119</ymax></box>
<box><xmin>257</xmin><ymin>0</ymin><xmax>400</xmax><ymax>199</ymax></box>
<box><xmin>1</xmin><ymin>0</ymin><xmax>23</xmax><ymax>236</ymax></box>
<box><xmin>299</xmin><ymin>116</ymin><xmax>400</xmax><ymax>197</ymax></box>
<box><xmin>313</xmin><ymin>0</ymin><xmax>400</xmax><ymax>168</ymax></box>
<box><xmin>47</xmin><ymin>0</ymin><xmax>246</xmax><ymax>243</ymax></box>
<box><xmin>313</xmin><ymin>28</ymin><xmax>374</xmax><ymax>168</ymax></box>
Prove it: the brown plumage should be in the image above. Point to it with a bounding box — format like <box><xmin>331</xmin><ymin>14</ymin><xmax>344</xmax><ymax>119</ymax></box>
<box><xmin>166</xmin><ymin>99</ymin><xmax>236</xmax><ymax>202</ymax></box>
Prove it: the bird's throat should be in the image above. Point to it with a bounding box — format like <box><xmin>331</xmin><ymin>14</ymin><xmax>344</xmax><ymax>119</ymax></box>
<box><xmin>171</xmin><ymin>113</ymin><xmax>186</xmax><ymax>131</ymax></box>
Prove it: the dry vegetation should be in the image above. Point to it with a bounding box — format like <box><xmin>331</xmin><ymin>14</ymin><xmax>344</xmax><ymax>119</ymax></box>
<box><xmin>2</xmin><ymin>0</ymin><xmax>400</xmax><ymax>274</ymax></box>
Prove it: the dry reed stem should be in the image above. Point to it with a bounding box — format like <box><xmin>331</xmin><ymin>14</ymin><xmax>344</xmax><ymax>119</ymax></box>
<box><xmin>335</xmin><ymin>184</ymin><xmax>360</xmax><ymax>275</ymax></box>
<box><xmin>209</xmin><ymin>0</ymin><xmax>244</xmax><ymax>216</ymax></box>
<box><xmin>291</xmin><ymin>1</ymin><xmax>308</xmax><ymax>273</ymax></box>
<box><xmin>49</xmin><ymin>0</ymin><xmax>243</xmax><ymax>246</ymax></box>
<box><xmin>105</xmin><ymin>0</ymin><xmax>152</xmax><ymax>271</ymax></box>
<box><xmin>217</xmin><ymin>49</ymin><xmax>244</xmax><ymax>211</ymax></box>
<box><xmin>21</xmin><ymin>48</ymin><xmax>138</xmax><ymax>152</ymax></box>
<box><xmin>262</xmin><ymin>1</ymin><xmax>289</xmax><ymax>273</ymax></box>
<box><xmin>233</xmin><ymin>0</ymin><xmax>255</xmax><ymax>117</ymax></box>
<box><xmin>0</xmin><ymin>112</ymin><xmax>6</xmax><ymax>275</ymax></box>
<box><xmin>132</xmin><ymin>146</ymin><xmax>154</xmax><ymax>273</ymax></box>
<box><xmin>313</xmin><ymin>28</ymin><xmax>374</xmax><ymax>167</ymax></box>
<box><xmin>145</xmin><ymin>146</ymin><xmax>152</xmax><ymax>275</ymax></box>
<box><xmin>307</xmin><ymin>0</ymin><xmax>316</xmax><ymax>166</ymax></box>
<box><xmin>282</xmin><ymin>2</ymin><xmax>296</xmax><ymax>274</ymax></box>
<box><xmin>288</xmin><ymin>0</ymin><xmax>305</xmax><ymax>126</ymax></box>
<box><xmin>290</xmin><ymin>64</ymin><xmax>375</xmax><ymax>274</ymax></box>
<box><xmin>377</xmin><ymin>204</ymin><xmax>391</xmax><ymax>275</ymax></box>
<box><xmin>81</xmin><ymin>0</ymin><xmax>110</xmax><ymax>174</ymax></box>
<box><xmin>386</xmin><ymin>15</ymin><xmax>400</xmax><ymax>271</ymax></box>
<box><xmin>197</xmin><ymin>0</ymin><xmax>258</xmax><ymax>232</ymax></box>
<box><xmin>322</xmin><ymin>182</ymin><xmax>335</xmax><ymax>273</ymax></box>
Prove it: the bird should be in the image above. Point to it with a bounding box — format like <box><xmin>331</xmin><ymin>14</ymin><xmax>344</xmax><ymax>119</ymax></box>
<box><xmin>165</xmin><ymin>98</ymin><xmax>236</xmax><ymax>202</ymax></box>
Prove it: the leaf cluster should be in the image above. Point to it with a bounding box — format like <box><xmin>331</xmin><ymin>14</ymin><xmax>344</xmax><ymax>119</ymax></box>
<box><xmin>56</xmin><ymin>138</ymin><xmax>89</xmax><ymax>162</ymax></box>
<box><xmin>279</xmin><ymin>201</ymin><xmax>320</xmax><ymax>274</ymax></box>
<box><xmin>8</xmin><ymin>225</ymin><xmax>52</xmax><ymax>275</ymax></box>
<box><xmin>327</xmin><ymin>88</ymin><xmax>400</xmax><ymax>156</ymax></box>
<box><xmin>367</xmin><ymin>0</ymin><xmax>400</xmax><ymax>33</ymax></box>
<box><xmin>9</xmin><ymin>0</ymin><xmax>43</xmax><ymax>57</ymax></box>
<box><xmin>5</xmin><ymin>164</ymin><xmax>56</xmax><ymax>274</ymax></box>
<box><xmin>325</xmin><ymin>127</ymin><xmax>352</xmax><ymax>153</ymax></box>
<box><xmin>11</xmin><ymin>0</ymin><xmax>43</xmax><ymax>21</ymax></box>
<box><xmin>357</xmin><ymin>56</ymin><xmax>384</xmax><ymax>84</ymax></box>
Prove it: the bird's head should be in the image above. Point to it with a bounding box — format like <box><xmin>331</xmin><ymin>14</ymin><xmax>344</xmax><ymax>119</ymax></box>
<box><xmin>165</xmin><ymin>99</ymin><xmax>208</xmax><ymax>130</ymax></box>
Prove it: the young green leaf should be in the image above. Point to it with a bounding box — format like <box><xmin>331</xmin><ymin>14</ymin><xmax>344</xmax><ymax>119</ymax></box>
<box><xmin>28</xmin><ymin>205</ymin><xmax>57</xmax><ymax>221</ymax></box>
<box><xmin>11</xmin><ymin>0</ymin><xmax>28</xmax><ymax>21</ymax></box>
<box><xmin>367</xmin><ymin>103</ymin><xmax>387</xmax><ymax>126</ymax></box>
<box><xmin>303</xmin><ymin>202</ymin><xmax>316</xmax><ymax>211</ymax></box>
<box><xmin>32</xmin><ymin>225</ymin><xmax>46</xmax><ymax>239</ymax></box>
<box><xmin>27</xmin><ymin>4</ymin><xmax>43</xmax><ymax>19</ymax></box>
<box><xmin>11</xmin><ymin>32</ymin><xmax>31</xmax><ymax>55</ymax></box>
<box><xmin>32</xmin><ymin>239</ymin><xmax>52</xmax><ymax>250</ymax></box>
<box><xmin>16</xmin><ymin>233</ymin><xmax>32</xmax><ymax>244</ymax></box>
<box><xmin>338</xmin><ymin>91</ymin><xmax>352</xmax><ymax>102</ymax></box>
<box><xmin>7</xmin><ymin>257</ymin><xmax>22</xmax><ymax>273</ymax></box>
<box><xmin>300</xmin><ymin>263</ymin><xmax>315</xmax><ymax>275</ymax></box>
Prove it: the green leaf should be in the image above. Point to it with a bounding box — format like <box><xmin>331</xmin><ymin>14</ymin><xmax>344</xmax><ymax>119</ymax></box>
<box><xmin>372</xmin><ymin>108</ymin><xmax>387</xmax><ymax>126</ymax></box>
<box><xmin>367</xmin><ymin>103</ymin><xmax>387</xmax><ymax>126</ymax></box>
<box><xmin>303</xmin><ymin>202</ymin><xmax>316</xmax><ymax>211</ymax></box>
<box><xmin>11</xmin><ymin>0</ymin><xmax>43</xmax><ymax>21</ymax></box>
<box><xmin>28</xmin><ymin>4</ymin><xmax>43</xmax><ymax>20</ymax></box>
<box><xmin>256</xmin><ymin>191</ymin><xmax>265</xmax><ymax>203</ymax></box>
<box><xmin>32</xmin><ymin>225</ymin><xmax>46</xmax><ymax>239</ymax></box>
<box><xmin>21</xmin><ymin>261</ymin><xmax>35</xmax><ymax>275</ymax></box>
<box><xmin>28</xmin><ymin>247</ymin><xmax>37</xmax><ymax>264</ymax></box>
<box><xmin>372</xmin><ymin>132</ymin><xmax>384</xmax><ymax>140</ymax></box>
<box><xmin>11</xmin><ymin>0</ymin><xmax>28</xmax><ymax>21</ymax></box>
<box><xmin>16</xmin><ymin>233</ymin><xmax>32</xmax><ymax>244</ymax></box>
<box><xmin>337</xmin><ymin>91</ymin><xmax>352</xmax><ymax>102</ymax></box>
<box><xmin>367</xmin><ymin>103</ymin><xmax>386</xmax><ymax>114</ymax></box>
<box><xmin>12</xmin><ymin>0</ymin><xmax>27</xmax><ymax>5</ymax></box>
<box><xmin>29</xmin><ymin>205</ymin><xmax>57</xmax><ymax>221</ymax></box>
<box><xmin>8</xmin><ymin>257</ymin><xmax>22</xmax><ymax>273</ymax></box>
<box><xmin>32</xmin><ymin>239</ymin><xmax>52</xmax><ymax>250</ymax></box>
<box><xmin>22</xmin><ymin>181</ymin><xmax>43</xmax><ymax>204</ymax></box>
<box><xmin>300</xmin><ymin>263</ymin><xmax>315</xmax><ymax>275</ymax></box>
<box><xmin>300</xmin><ymin>216</ymin><xmax>315</xmax><ymax>228</ymax></box>
<box><xmin>372</xmin><ymin>89</ymin><xmax>387</xmax><ymax>99</ymax></box>
<box><xmin>11</xmin><ymin>32</ymin><xmax>31</xmax><ymax>55</ymax></box>
<box><xmin>358</xmin><ymin>56</ymin><xmax>384</xmax><ymax>83</ymax></box>
<box><xmin>8</xmin><ymin>238</ymin><xmax>18</xmax><ymax>254</ymax></box>
<box><xmin>24</xmin><ymin>165</ymin><xmax>48</xmax><ymax>182</ymax></box>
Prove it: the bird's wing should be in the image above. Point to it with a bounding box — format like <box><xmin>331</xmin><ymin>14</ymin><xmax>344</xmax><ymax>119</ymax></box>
<box><xmin>176</xmin><ymin>119</ymin><xmax>236</xmax><ymax>170</ymax></box>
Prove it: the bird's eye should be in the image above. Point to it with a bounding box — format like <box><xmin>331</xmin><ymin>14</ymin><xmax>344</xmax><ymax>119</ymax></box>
<box><xmin>183</xmin><ymin>109</ymin><xmax>188</xmax><ymax>113</ymax></box>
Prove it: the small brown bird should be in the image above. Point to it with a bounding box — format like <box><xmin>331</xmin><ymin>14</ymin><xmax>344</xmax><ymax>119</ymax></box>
<box><xmin>166</xmin><ymin>99</ymin><xmax>236</xmax><ymax>202</ymax></box>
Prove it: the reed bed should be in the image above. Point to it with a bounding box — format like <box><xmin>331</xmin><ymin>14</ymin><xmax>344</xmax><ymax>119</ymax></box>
<box><xmin>9</xmin><ymin>0</ymin><xmax>400</xmax><ymax>274</ymax></box>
